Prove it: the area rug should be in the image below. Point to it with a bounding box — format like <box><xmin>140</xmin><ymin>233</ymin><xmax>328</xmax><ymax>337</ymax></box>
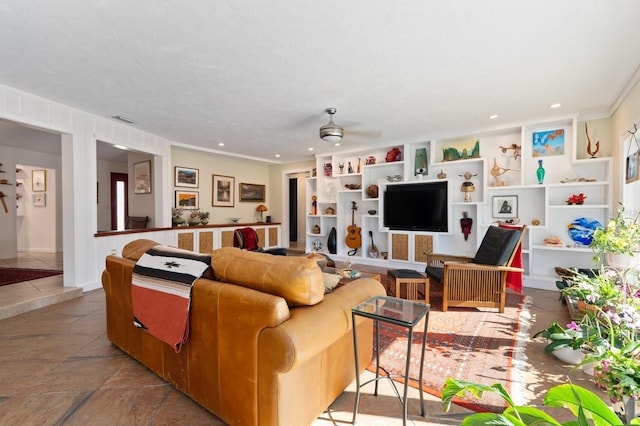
<box><xmin>369</xmin><ymin>275</ymin><xmax>531</xmax><ymax>413</ymax></box>
<box><xmin>0</xmin><ymin>268</ymin><xmax>63</xmax><ymax>287</ymax></box>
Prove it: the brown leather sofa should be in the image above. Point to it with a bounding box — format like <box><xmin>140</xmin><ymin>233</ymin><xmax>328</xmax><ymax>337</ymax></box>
<box><xmin>101</xmin><ymin>239</ymin><xmax>385</xmax><ymax>425</ymax></box>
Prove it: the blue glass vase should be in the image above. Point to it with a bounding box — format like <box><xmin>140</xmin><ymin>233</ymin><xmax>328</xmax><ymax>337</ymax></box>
<box><xmin>536</xmin><ymin>160</ymin><xmax>545</xmax><ymax>184</ymax></box>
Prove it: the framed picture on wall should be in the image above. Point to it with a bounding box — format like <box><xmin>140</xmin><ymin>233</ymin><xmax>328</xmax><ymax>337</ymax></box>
<box><xmin>212</xmin><ymin>175</ymin><xmax>235</xmax><ymax>207</ymax></box>
<box><xmin>134</xmin><ymin>160</ymin><xmax>152</xmax><ymax>194</ymax></box>
<box><xmin>32</xmin><ymin>170</ymin><xmax>46</xmax><ymax>192</ymax></box>
<box><xmin>492</xmin><ymin>195</ymin><xmax>518</xmax><ymax>219</ymax></box>
<box><xmin>175</xmin><ymin>190</ymin><xmax>199</xmax><ymax>209</ymax></box>
<box><xmin>174</xmin><ymin>166</ymin><xmax>199</xmax><ymax>188</ymax></box>
<box><xmin>626</xmin><ymin>150</ymin><xmax>639</xmax><ymax>184</ymax></box>
<box><xmin>33</xmin><ymin>193</ymin><xmax>46</xmax><ymax>207</ymax></box>
<box><xmin>239</xmin><ymin>183</ymin><xmax>266</xmax><ymax>202</ymax></box>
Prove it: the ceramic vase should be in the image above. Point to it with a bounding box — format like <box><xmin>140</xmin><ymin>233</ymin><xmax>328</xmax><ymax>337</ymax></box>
<box><xmin>536</xmin><ymin>159</ymin><xmax>545</xmax><ymax>184</ymax></box>
<box><xmin>552</xmin><ymin>346</ymin><xmax>585</xmax><ymax>365</ymax></box>
<box><xmin>605</xmin><ymin>252</ymin><xmax>640</xmax><ymax>271</ymax></box>
<box><xmin>327</xmin><ymin>227</ymin><xmax>337</xmax><ymax>254</ymax></box>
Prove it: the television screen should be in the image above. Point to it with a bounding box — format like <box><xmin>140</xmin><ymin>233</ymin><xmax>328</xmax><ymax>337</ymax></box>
<box><xmin>383</xmin><ymin>181</ymin><xmax>449</xmax><ymax>232</ymax></box>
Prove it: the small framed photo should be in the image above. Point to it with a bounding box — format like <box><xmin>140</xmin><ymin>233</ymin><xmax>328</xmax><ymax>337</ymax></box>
<box><xmin>626</xmin><ymin>150</ymin><xmax>639</xmax><ymax>184</ymax></box>
<box><xmin>33</xmin><ymin>193</ymin><xmax>46</xmax><ymax>207</ymax></box>
<box><xmin>174</xmin><ymin>166</ymin><xmax>199</xmax><ymax>188</ymax></box>
<box><xmin>134</xmin><ymin>160</ymin><xmax>152</xmax><ymax>194</ymax></box>
<box><xmin>239</xmin><ymin>182</ymin><xmax>266</xmax><ymax>202</ymax></box>
<box><xmin>212</xmin><ymin>175</ymin><xmax>235</xmax><ymax>207</ymax></box>
<box><xmin>175</xmin><ymin>190</ymin><xmax>199</xmax><ymax>209</ymax></box>
<box><xmin>492</xmin><ymin>195</ymin><xmax>518</xmax><ymax>219</ymax></box>
<box><xmin>32</xmin><ymin>170</ymin><xmax>46</xmax><ymax>192</ymax></box>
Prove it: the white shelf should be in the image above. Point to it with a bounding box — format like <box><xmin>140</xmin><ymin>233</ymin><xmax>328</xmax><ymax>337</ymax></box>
<box><xmin>549</xmin><ymin>204</ymin><xmax>609</xmax><ymax>209</ymax></box>
<box><xmin>532</xmin><ymin>244</ymin><xmax>592</xmax><ymax>253</ymax></box>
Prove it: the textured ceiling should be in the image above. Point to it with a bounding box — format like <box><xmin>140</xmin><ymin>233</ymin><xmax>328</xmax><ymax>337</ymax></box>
<box><xmin>1</xmin><ymin>1</ymin><xmax>639</xmax><ymax>163</ymax></box>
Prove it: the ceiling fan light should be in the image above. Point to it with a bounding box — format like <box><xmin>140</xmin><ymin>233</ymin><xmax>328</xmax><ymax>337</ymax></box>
<box><xmin>319</xmin><ymin>107</ymin><xmax>344</xmax><ymax>142</ymax></box>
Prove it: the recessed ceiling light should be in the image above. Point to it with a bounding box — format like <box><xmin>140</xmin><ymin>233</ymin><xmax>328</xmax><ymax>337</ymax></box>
<box><xmin>550</xmin><ymin>103</ymin><xmax>562</xmax><ymax>109</ymax></box>
<box><xmin>334</xmin><ymin>142</ymin><xmax>341</xmax><ymax>147</ymax></box>
<box><xmin>489</xmin><ymin>114</ymin><xmax>499</xmax><ymax>120</ymax></box>
<box><xmin>111</xmin><ymin>115</ymin><xmax>137</xmax><ymax>124</ymax></box>
<box><xmin>218</xmin><ymin>142</ymin><xmax>225</xmax><ymax>147</ymax></box>
<box><xmin>308</xmin><ymin>147</ymin><xmax>314</xmax><ymax>151</ymax></box>
<box><xmin>275</xmin><ymin>154</ymin><xmax>281</xmax><ymax>158</ymax></box>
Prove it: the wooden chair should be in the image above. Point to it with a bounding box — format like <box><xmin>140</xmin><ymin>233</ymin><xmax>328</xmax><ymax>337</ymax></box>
<box><xmin>125</xmin><ymin>215</ymin><xmax>149</xmax><ymax>229</ymax></box>
<box><xmin>424</xmin><ymin>225</ymin><xmax>526</xmax><ymax>313</ymax></box>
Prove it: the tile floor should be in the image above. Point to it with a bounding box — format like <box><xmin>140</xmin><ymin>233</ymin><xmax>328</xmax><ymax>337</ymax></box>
<box><xmin>0</xmin><ymin>252</ymin><xmax>610</xmax><ymax>425</ymax></box>
<box><xmin>0</xmin><ymin>252</ymin><xmax>82</xmax><ymax>320</ymax></box>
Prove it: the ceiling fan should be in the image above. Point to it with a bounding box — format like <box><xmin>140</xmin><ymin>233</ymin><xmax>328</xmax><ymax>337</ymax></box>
<box><xmin>319</xmin><ymin>108</ymin><xmax>344</xmax><ymax>143</ymax></box>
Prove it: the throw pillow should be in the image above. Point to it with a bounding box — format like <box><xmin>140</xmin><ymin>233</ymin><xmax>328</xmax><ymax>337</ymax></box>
<box><xmin>322</xmin><ymin>272</ymin><xmax>340</xmax><ymax>293</ymax></box>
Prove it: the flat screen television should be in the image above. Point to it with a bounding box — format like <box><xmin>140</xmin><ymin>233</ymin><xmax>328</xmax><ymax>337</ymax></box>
<box><xmin>383</xmin><ymin>181</ymin><xmax>449</xmax><ymax>232</ymax></box>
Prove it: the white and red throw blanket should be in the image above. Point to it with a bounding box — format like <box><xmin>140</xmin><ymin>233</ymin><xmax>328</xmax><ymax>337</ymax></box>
<box><xmin>132</xmin><ymin>245</ymin><xmax>212</xmax><ymax>352</ymax></box>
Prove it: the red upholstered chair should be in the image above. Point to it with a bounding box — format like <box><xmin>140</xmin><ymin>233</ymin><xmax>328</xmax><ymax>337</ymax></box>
<box><xmin>424</xmin><ymin>225</ymin><xmax>526</xmax><ymax>313</ymax></box>
<box><xmin>233</xmin><ymin>227</ymin><xmax>287</xmax><ymax>256</ymax></box>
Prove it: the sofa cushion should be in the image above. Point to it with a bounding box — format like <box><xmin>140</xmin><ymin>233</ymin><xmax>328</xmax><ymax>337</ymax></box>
<box><xmin>211</xmin><ymin>247</ymin><xmax>324</xmax><ymax>306</ymax></box>
<box><xmin>322</xmin><ymin>272</ymin><xmax>341</xmax><ymax>293</ymax></box>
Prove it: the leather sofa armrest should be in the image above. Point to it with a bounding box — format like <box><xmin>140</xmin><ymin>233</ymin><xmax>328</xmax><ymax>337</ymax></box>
<box><xmin>258</xmin><ymin>278</ymin><xmax>385</xmax><ymax>372</ymax></box>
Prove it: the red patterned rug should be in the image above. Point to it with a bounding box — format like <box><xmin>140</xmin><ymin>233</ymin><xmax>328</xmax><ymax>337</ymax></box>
<box><xmin>0</xmin><ymin>268</ymin><xmax>63</xmax><ymax>287</ymax></box>
<box><xmin>370</xmin><ymin>275</ymin><xmax>530</xmax><ymax>413</ymax></box>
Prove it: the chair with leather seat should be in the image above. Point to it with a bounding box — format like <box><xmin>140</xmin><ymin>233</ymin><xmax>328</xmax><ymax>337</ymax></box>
<box><xmin>233</xmin><ymin>227</ymin><xmax>287</xmax><ymax>256</ymax></box>
<box><xmin>424</xmin><ymin>224</ymin><xmax>526</xmax><ymax>313</ymax></box>
<box><xmin>125</xmin><ymin>215</ymin><xmax>149</xmax><ymax>229</ymax></box>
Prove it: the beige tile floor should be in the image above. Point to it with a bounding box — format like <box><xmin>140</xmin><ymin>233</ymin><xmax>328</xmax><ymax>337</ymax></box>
<box><xmin>0</xmin><ymin>252</ymin><xmax>609</xmax><ymax>425</ymax></box>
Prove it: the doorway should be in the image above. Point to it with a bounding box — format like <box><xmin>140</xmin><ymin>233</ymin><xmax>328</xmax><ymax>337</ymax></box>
<box><xmin>110</xmin><ymin>172</ymin><xmax>128</xmax><ymax>230</ymax></box>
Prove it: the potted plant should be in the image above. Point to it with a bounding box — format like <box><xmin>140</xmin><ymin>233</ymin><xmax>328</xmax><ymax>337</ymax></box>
<box><xmin>188</xmin><ymin>209</ymin><xmax>201</xmax><ymax>226</ymax></box>
<box><xmin>533</xmin><ymin>318</ymin><xmax>609</xmax><ymax>365</ymax></box>
<box><xmin>441</xmin><ymin>378</ymin><xmax>636</xmax><ymax>425</ymax></box>
<box><xmin>560</xmin><ymin>268</ymin><xmax>624</xmax><ymax>313</ymax></box>
<box><xmin>591</xmin><ymin>205</ymin><xmax>640</xmax><ymax>269</ymax></box>
<box><xmin>199</xmin><ymin>211</ymin><xmax>210</xmax><ymax>225</ymax></box>
<box><xmin>566</xmin><ymin>193</ymin><xmax>587</xmax><ymax>205</ymax></box>
<box><xmin>171</xmin><ymin>207</ymin><xmax>185</xmax><ymax>226</ymax></box>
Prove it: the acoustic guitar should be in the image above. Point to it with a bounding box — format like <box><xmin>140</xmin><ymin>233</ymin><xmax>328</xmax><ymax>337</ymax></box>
<box><xmin>345</xmin><ymin>201</ymin><xmax>362</xmax><ymax>252</ymax></box>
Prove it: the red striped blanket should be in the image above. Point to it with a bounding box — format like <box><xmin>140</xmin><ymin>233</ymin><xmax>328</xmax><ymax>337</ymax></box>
<box><xmin>132</xmin><ymin>245</ymin><xmax>212</xmax><ymax>352</ymax></box>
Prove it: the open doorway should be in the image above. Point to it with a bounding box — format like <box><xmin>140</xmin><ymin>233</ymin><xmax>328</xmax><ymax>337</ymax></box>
<box><xmin>286</xmin><ymin>171</ymin><xmax>310</xmax><ymax>252</ymax></box>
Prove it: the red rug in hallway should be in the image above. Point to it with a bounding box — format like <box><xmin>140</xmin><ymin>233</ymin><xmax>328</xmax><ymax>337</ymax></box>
<box><xmin>0</xmin><ymin>268</ymin><xmax>63</xmax><ymax>286</ymax></box>
<box><xmin>369</xmin><ymin>275</ymin><xmax>529</xmax><ymax>413</ymax></box>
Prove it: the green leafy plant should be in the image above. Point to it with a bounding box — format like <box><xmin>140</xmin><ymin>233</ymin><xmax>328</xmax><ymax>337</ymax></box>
<box><xmin>585</xmin><ymin>341</ymin><xmax>640</xmax><ymax>403</ymax></box>
<box><xmin>591</xmin><ymin>205</ymin><xmax>640</xmax><ymax>265</ymax></box>
<box><xmin>441</xmin><ymin>378</ymin><xmax>640</xmax><ymax>425</ymax></box>
<box><xmin>560</xmin><ymin>268</ymin><xmax>624</xmax><ymax>308</ymax></box>
<box><xmin>533</xmin><ymin>319</ymin><xmax>609</xmax><ymax>355</ymax></box>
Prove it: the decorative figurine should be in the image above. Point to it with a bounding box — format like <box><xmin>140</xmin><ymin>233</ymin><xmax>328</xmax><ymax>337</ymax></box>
<box><xmin>499</xmin><ymin>144</ymin><xmax>522</xmax><ymax>159</ymax></box>
<box><xmin>490</xmin><ymin>158</ymin><xmax>511</xmax><ymax>186</ymax></box>
<box><xmin>338</xmin><ymin>163</ymin><xmax>345</xmax><ymax>174</ymax></box>
<box><xmin>459</xmin><ymin>171</ymin><xmax>477</xmax><ymax>202</ymax></box>
<box><xmin>437</xmin><ymin>169</ymin><xmax>447</xmax><ymax>179</ymax></box>
<box><xmin>385</xmin><ymin>147</ymin><xmax>402</xmax><ymax>162</ymax></box>
<box><xmin>460</xmin><ymin>212</ymin><xmax>473</xmax><ymax>241</ymax></box>
<box><xmin>348</xmin><ymin>161</ymin><xmax>353</xmax><ymax>174</ymax></box>
<box><xmin>585</xmin><ymin>122</ymin><xmax>600</xmax><ymax>158</ymax></box>
<box><xmin>311</xmin><ymin>195</ymin><xmax>317</xmax><ymax>215</ymax></box>
<box><xmin>324</xmin><ymin>162</ymin><xmax>332</xmax><ymax>177</ymax></box>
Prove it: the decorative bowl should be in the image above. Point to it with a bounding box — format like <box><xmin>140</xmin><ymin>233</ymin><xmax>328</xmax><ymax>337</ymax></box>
<box><xmin>230</xmin><ymin>217</ymin><xmax>241</xmax><ymax>224</ymax></box>
<box><xmin>567</xmin><ymin>217</ymin><xmax>602</xmax><ymax>246</ymax></box>
<box><xmin>368</xmin><ymin>210</ymin><xmax>377</xmax><ymax>215</ymax></box>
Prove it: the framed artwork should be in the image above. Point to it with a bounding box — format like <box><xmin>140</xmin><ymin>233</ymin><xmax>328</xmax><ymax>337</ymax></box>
<box><xmin>174</xmin><ymin>166</ymin><xmax>199</xmax><ymax>188</ymax></box>
<box><xmin>32</xmin><ymin>170</ymin><xmax>46</xmax><ymax>192</ymax></box>
<box><xmin>492</xmin><ymin>195</ymin><xmax>518</xmax><ymax>219</ymax></box>
<box><xmin>33</xmin><ymin>193</ymin><xmax>46</xmax><ymax>207</ymax></box>
<box><xmin>626</xmin><ymin>150</ymin><xmax>639</xmax><ymax>184</ymax></box>
<box><xmin>441</xmin><ymin>139</ymin><xmax>480</xmax><ymax>162</ymax></box>
<box><xmin>212</xmin><ymin>175</ymin><xmax>235</xmax><ymax>207</ymax></box>
<box><xmin>532</xmin><ymin>129</ymin><xmax>565</xmax><ymax>157</ymax></box>
<box><xmin>239</xmin><ymin>182</ymin><xmax>266</xmax><ymax>202</ymax></box>
<box><xmin>133</xmin><ymin>160</ymin><xmax>152</xmax><ymax>194</ymax></box>
<box><xmin>175</xmin><ymin>190</ymin><xmax>199</xmax><ymax>209</ymax></box>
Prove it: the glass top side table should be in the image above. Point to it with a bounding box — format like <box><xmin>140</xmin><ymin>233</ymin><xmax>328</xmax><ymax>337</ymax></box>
<box><xmin>351</xmin><ymin>295</ymin><xmax>430</xmax><ymax>425</ymax></box>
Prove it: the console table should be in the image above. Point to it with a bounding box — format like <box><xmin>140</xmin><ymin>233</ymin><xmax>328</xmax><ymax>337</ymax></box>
<box><xmin>351</xmin><ymin>295</ymin><xmax>430</xmax><ymax>425</ymax></box>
